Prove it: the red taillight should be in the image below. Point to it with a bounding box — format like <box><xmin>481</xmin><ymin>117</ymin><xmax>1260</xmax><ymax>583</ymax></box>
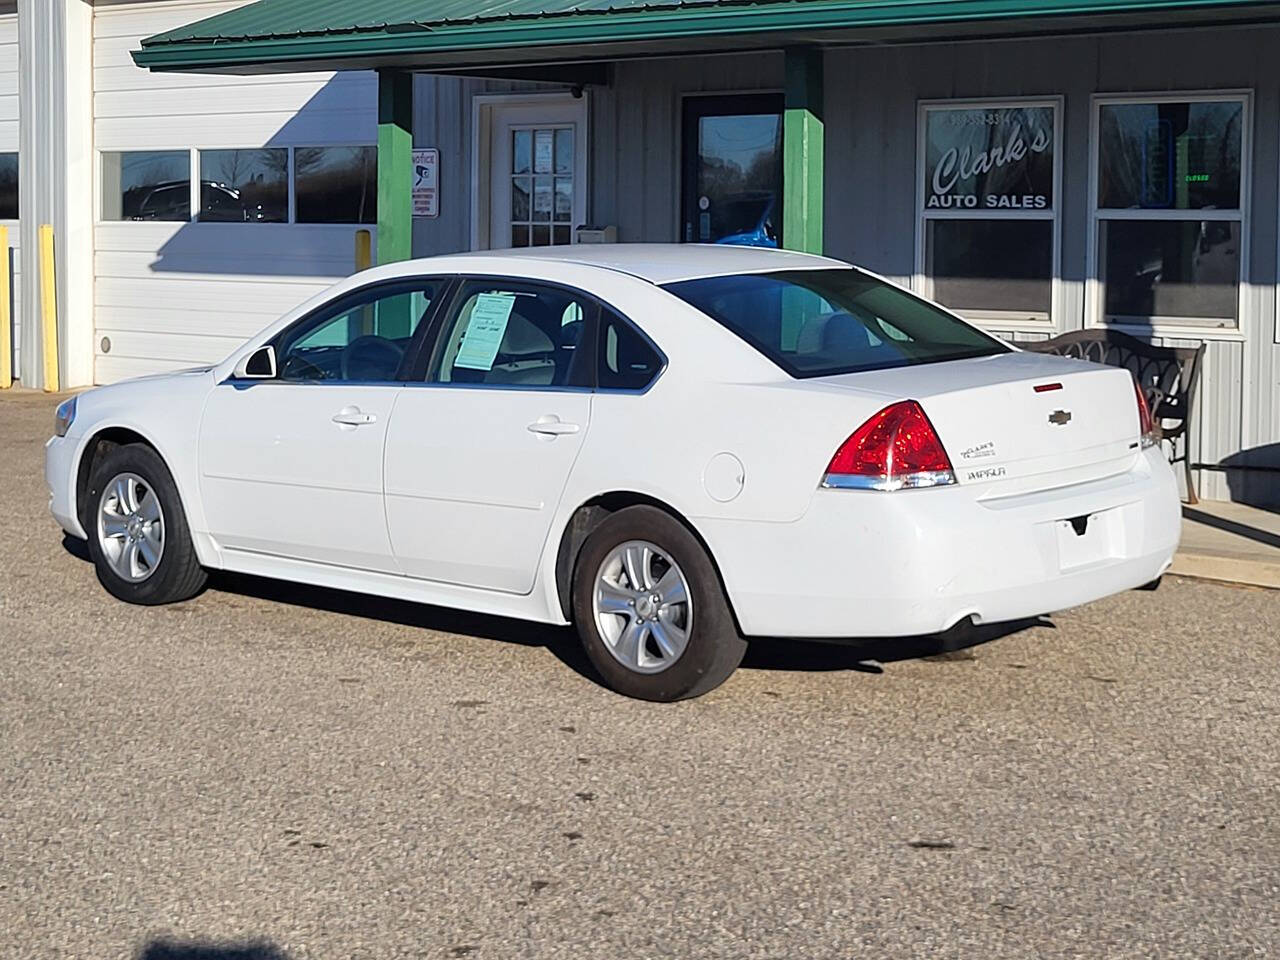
<box><xmin>824</xmin><ymin>400</ymin><xmax>956</xmax><ymax>491</ymax></box>
<box><xmin>1132</xmin><ymin>376</ymin><xmax>1159</xmax><ymax>448</ymax></box>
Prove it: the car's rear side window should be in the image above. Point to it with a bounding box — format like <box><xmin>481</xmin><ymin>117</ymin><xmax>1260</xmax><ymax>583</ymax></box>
<box><xmin>598</xmin><ymin>309</ymin><xmax>664</xmax><ymax>391</ymax></box>
<box><xmin>661</xmin><ymin>269</ymin><xmax>1009</xmax><ymax>378</ymax></box>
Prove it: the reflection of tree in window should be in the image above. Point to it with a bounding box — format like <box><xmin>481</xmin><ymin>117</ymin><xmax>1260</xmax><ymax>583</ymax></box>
<box><xmin>1098</xmin><ymin>102</ymin><xmax>1241</xmax><ymax>211</ymax></box>
<box><xmin>0</xmin><ymin>154</ymin><xmax>17</xmax><ymax>219</ymax></box>
<box><xmin>199</xmin><ymin>149</ymin><xmax>288</xmax><ymax>222</ymax></box>
<box><xmin>697</xmin><ymin>115</ymin><xmax>781</xmax><ymax>240</ymax></box>
<box><xmin>295</xmin><ymin>147</ymin><xmax>377</xmax><ymax>224</ymax></box>
<box><xmin>117</xmin><ymin>152</ymin><xmax>190</xmax><ymax>220</ymax></box>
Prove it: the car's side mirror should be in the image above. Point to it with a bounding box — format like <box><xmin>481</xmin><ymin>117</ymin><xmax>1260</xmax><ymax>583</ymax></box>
<box><xmin>235</xmin><ymin>344</ymin><xmax>277</xmax><ymax>379</ymax></box>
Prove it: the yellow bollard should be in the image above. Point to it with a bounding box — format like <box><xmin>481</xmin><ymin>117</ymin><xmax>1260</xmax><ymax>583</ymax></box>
<box><xmin>0</xmin><ymin>225</ymin><xmax>10</xmax><ymax>389</ymax></box>
<box><xmin>38</xmin><ymin>224</ymin><xmax>59</xmax><ymax>393</ymax></box>
<box><xmin>355</xmin><ymin>228</ymin><xmax>372</xmax><ymax>272</ymax></box>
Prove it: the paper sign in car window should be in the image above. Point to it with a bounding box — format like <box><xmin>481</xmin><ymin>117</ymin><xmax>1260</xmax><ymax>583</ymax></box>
<box><xmin>454</xmin><ymin>293</ymin><xmax>516</xmax><ymax>371</ymax></box>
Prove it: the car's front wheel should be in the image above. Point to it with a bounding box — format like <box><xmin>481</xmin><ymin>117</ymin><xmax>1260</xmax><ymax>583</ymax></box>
<box><xmin>572</xmin><ymin>506</ymin><xmax>747</xmax><ymax>701</ymax></box>
<box><xmin>85</xmin><ymin>443</ymin><xmax>207</xmax><ymax>605</ymax></box>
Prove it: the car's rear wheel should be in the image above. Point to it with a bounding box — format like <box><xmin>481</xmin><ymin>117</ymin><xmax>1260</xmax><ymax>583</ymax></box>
<box><xmin>571</xmin><ymin>506</ymin><xmax>746</xmax><ymax>701</ymax></box>
<box><xmin>85</xmin><ymin>443</ymin><xmax>207</xmax><ymax>605</ymax></box>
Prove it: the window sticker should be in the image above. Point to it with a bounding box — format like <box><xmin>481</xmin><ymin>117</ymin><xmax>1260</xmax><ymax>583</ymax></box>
<box><xmin>454</xmin><ymin>293</ymin><xmax>516</xmax><ymax>371</ymax></box>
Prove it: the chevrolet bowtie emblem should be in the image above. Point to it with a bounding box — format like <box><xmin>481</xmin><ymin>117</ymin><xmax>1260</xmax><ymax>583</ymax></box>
<box><xmin>1048</xmin><ymin>409</ymin><xmax>1072</xmax><ymax>426</ymax></box>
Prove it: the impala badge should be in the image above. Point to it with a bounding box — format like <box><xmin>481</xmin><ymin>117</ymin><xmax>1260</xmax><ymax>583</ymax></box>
<box><xmin>1048</xmin><ymin>409</ymin><xmax>1072</xmax><ymax>426</ymax></box>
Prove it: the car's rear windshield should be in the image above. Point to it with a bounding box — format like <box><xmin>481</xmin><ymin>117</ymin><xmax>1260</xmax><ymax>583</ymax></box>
<box><xmin>662</xmin><ymin>268</ymin><xmax>1009</xmax><ymax>378</ymax></box>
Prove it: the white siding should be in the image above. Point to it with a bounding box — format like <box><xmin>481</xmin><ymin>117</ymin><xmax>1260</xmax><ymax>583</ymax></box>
<box><xmin>92</xmin><ymin>0</ymin><xmax>377</xmax><ymax>382</ymax></box>
<box><xmin>0</xmin><ymin>11</ymin><xmax>19</xmax><ymax>376</ymax></box>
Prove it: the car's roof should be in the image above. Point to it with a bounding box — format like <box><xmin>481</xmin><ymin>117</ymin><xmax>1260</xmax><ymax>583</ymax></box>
<box><xmin>396</xmin><ymin>243</ymin><xmax>849</xmax><ymax>285</ymax></box>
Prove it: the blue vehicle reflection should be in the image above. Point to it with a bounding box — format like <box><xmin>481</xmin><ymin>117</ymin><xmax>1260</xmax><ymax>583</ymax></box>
<box><xmin>714</xmin><ymin>192</ymin><xmax>779</xmax><ymax>248</ymax></box>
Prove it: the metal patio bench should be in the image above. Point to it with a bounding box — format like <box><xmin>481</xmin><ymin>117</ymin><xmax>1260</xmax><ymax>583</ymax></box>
<box><xmin>1018</xmin><ymin>329</ymin><xmax>1206</xmax><ymax>504</ymax></box>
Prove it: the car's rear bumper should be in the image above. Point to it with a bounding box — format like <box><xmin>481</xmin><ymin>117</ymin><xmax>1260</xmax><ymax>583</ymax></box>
<box><xmin>702</xmin><ymin>448</ymin><xmax>1181</xmax><ymax>639</ymax></box>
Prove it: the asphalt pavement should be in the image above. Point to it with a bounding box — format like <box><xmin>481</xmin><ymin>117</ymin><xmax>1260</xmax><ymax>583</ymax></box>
<box><xmin>1</xmin><ymin>389</ymin><xmax>1277</xmax><ymax>959</ymax></box>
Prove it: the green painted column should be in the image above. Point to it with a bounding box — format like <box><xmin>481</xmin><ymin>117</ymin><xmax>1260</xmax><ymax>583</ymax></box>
<box><xmin>783</xmin><ymin>48</ymin><xmax>825</xmax><ymax>254</ymax></box>
<box><xmin>377</xmin><ymin>68</ymin><xmax>413</xmax><ymax>265</ymax></box>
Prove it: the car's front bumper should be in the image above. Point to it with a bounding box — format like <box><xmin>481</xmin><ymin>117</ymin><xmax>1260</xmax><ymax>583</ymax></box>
<box><xmin>45</xmin><ymin>434</ymin><xmax>87</xmax><ymax>540</ymax></box>
<box><xmin>702</xmin><ymin>448</ymin><xmax>1181</xmax><ymax>639</ymax></box>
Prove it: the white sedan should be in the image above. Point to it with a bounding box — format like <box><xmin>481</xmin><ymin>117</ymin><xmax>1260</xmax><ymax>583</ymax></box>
<box><xmin>46</xmin><ymin>245</ymin><xmax>1181</xmax><ymax>701</ymax></box>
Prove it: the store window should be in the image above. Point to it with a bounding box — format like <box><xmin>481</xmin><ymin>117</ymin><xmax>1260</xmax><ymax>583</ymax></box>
<box><xmin>198</xmin><ymin>148</ymin><xmax>288</xmax><ymax>222</ymax></box>
<box><xmin>1093</xmin><ymin>95</ymin><xmax>1247</xmax><ymax>327</ymax></box>
<box><xmin>101</xmin><ymin>151</ymin><xmax>192</xmax><ymax>221</ymax></box>
<box><xmin>919</xmin><ymin>100</ymin><xmax>1060</xmax><ymax>324</ymax></box>
<box><xmin>295</xmin><ymin>146</ymin><xmax>376</xmax><ymax>224</ymax></box>
<box><xmin>0</xmin><ymin>154</ymin><xmax>17</xmax><ymax>219</ymax></box>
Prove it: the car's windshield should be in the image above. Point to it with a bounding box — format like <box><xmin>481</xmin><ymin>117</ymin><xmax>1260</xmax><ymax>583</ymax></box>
<box><xmin>662</xmin><ymin>268</ymin><xmax>1009</xmax><ymax>378</ymax></box>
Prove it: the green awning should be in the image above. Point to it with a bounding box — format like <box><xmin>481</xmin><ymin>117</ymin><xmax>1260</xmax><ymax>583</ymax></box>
<box><xmin>133</xmin><ymin>0</ymin><xmax>1277</xmax><ymax>73</ymax></box>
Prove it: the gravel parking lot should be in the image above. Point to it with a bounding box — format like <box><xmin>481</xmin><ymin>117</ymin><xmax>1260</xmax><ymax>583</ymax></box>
<box><xmin>2</xmin><ymin>389</ymin><xmax>1277</xmax><ymax>959</ymax></box>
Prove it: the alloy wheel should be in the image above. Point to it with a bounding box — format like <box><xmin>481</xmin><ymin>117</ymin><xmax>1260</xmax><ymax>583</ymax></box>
<box><xmin>96</xmin><ymin>472</ymin><xmax>165</xmax><ymax>583</ymax></box>
<box><xmin>592</xmin><ymin>540</ymin><xmax>693</xmax><ymax>674</ymax></box>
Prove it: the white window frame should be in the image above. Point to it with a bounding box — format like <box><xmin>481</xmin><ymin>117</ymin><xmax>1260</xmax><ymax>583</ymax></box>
<box><xmin>95</xmin><ymin>145</ymin><xmax>377</xmax><ymax>226</ymax></box>
<box><xmin>1086</xmin><ymin>90</ymin><xmax>1252</xmax><ymax>339</ymax></box>
<box><xmin>915</xmin><ymin>96</ymin><xmax>1063</xmax><ymax>334</ymax></box>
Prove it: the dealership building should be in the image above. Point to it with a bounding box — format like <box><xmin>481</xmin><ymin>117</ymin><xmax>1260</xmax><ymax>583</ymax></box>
<box><xmin>6</xmin><ymin>0</ymin><xmax>1280</xmax><ymax>505</ymax></box>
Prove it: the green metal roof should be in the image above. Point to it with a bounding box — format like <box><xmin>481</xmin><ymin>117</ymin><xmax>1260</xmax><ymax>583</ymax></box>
<box><xmin>133</xmin><ymin>0</ymin><xmax>1275</xmax><ymax>71</ymax></box>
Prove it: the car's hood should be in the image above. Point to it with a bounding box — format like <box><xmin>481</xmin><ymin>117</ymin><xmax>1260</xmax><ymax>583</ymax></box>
<box><xmin>83</xmin><ymin>365</ymin><xmax>215</xmax><ymax>396</ymax></box>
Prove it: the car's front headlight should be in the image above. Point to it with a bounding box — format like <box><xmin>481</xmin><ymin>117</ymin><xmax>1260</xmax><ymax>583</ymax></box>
<box><xmin>53</xmin><ymin>395</ymin><xmax>77</xmax><ymax>438</ymax></box>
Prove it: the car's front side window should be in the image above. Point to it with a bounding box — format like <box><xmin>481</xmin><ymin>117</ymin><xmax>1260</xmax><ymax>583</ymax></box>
<box><xmin>427</xmin><ymin>281</ymin><xmax>594</xmax><ymax>389</ymax></box>
<box><xmin>276</xmin><ymin>281</ymin><xmax>438</xmax><ymax>383</ymax></box>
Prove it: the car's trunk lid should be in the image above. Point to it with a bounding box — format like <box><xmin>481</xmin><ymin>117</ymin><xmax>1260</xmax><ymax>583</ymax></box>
<box><xmin>814</xmin><ymin>351</ymin><xmax>1142</xmax><ymax>492</ymax></box>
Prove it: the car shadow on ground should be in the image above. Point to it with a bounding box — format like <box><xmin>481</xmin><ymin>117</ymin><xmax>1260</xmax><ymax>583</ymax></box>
<box><xmin>742</xmin><ymin>617</ymin><xmax>1053</xmax><ymax>673</ymax></box>
<box><xmin>64</xmin><ymin>534</ymin><xmax>1052</xmax><ymax>684</ymax></box>
<box><xmin>136</xmin><ymin>939</ymin><xmax>291</xmax><ymax>960</ymax></box>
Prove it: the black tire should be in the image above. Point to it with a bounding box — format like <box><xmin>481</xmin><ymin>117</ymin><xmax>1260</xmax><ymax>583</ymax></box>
<box><xmin>84</xmin><ymin>443</ymin><xmax>207</xmax><ymax>605</ymax></box>
<box><xmin>1137</xmin><ymin>576</ymin><xmax>1163</xmax><ymax>592</ymax></box>
<box><xmin>571</xmin><ymin>505</ymin><xmax>747</xmax><ymax>702</ymax></box>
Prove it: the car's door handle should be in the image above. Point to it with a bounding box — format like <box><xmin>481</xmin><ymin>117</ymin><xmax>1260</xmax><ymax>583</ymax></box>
<box><xmin>527</xmin><ymin>416</ymin><xmax>580</xmax><ymax>437</ymax></box>
<box><xmin>332</xmin><ymin>408</ymin><xmax>377</xmax><ymax>426</ymax></box>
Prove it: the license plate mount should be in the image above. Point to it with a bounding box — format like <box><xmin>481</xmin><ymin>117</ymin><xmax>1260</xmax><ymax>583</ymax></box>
<box><xmin>1056</xmin><ymin>506</ymin><xmax>1123</xmax><ymax>570</ymax></box>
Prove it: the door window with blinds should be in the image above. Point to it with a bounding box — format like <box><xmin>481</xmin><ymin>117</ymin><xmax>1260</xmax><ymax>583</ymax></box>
<box><xmin>509</xmin><ymin>127</ymin><xmax>575</xmax><ymax>248</ymax></box>
<box><xmin>1091</xmin><ymin>93</ymin><xmax>1248</xmax><ymax>328</ymax></box>
<box><xmin>918</xmin><ymin>99</ymin><xmax>1061</xmax><ymax>325</ymax></box>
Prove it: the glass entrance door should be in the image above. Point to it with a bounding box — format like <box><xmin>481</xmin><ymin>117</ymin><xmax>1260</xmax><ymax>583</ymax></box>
<box><xmin>681</xmin><ymin>94</ymin><xmax>784</xmax><ymax>248</ymax></box>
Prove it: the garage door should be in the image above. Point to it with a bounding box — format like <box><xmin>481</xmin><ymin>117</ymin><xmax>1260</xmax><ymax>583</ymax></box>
<box><xmin>92</xmin><ymin>1</ymin><xmax>377</xmax><ymax>383</ymax></box>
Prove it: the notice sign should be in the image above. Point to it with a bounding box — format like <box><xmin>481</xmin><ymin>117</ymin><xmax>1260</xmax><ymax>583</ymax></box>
<box><xmin>534</xmin><ymin>130</ymin><xmax>554</xmax><ymax>174</ymax></box>
<box><xmin>454</xmin><ymin>294</ymin><xmax>515</xmax><ymax>371</ymax></box>
<box><xmin>924</xmin><ymin>106</ymin><xmax>1055</xmax><ymax>211</ymax></box>
<box><xmin>413</xmin><ymin>148</ymin><xmax>439</xmax><ymax>217</ymax></box>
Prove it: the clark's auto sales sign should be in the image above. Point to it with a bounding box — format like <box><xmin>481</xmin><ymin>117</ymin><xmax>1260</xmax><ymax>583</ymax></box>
<box><xmin>924</xmin><ymin>105</ymin><xmax>1055</xmax><ymax>211</ymax></box>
